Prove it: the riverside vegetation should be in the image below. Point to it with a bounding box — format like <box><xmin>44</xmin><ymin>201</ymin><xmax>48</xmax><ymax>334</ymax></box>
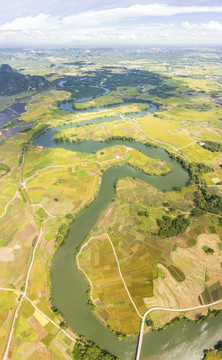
<box><xmin>0</xmin><ymin>47</ymin><xmax>221</xmax><ymax>360</ymax></box>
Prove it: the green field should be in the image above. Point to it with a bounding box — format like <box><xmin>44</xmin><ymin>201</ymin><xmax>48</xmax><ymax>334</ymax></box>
<box><xmin>0</xmin><ymin>47</ymin><xmax>221</xmax><ymax>359</ymax></box>
<box><xmin>78</xmin><ymin>178</ymin><xmax>222</xmax><ymax>332</ymax></box>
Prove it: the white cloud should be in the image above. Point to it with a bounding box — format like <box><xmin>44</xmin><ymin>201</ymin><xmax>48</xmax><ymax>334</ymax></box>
<box><xmin>182</xmin><ymin>20</ymin><xmax>222</xmax><ymax>31</ymax></box>
<box><xmin>0</xmin><ymin>4</ymin><xmax>222</xmax><ymax>45</ymax></box>
<box><xmin>2</xmin><ymin>3</ymin><xmax>222</xmax><ymax>31</ymax></box>
<box><xmin>62</xmin><ymin>4</ymin><xmax>222</xmax><ymax>27</ymax></box>
<box><xmin>0</xmin><ymin>13</ymin><xmax>59</xmax><ymax>31</ymax></box>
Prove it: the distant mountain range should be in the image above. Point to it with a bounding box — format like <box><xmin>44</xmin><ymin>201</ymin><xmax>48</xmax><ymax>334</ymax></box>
<box><xmin>0</xmin><ymin>64</ymin><xmax>50</xmax><ymax>94</ymax></box>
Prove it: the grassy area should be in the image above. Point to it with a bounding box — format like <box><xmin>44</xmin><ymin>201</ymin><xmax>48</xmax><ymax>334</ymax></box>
<box><xmin>0</xmin><ymin>47</ymin><xmax>221</xmax><ymax>358</ymax></box>
<box><xmin>78</xmin><ymin>177</ymin><xmax>222</xmax><ymax>333</ymax></box>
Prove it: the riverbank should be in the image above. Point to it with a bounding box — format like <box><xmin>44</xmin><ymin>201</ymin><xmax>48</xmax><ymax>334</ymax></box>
<box><xmin>32</xmin><ymin>90</ymin><xmax>221</xmax><ymax>359</ymax></box>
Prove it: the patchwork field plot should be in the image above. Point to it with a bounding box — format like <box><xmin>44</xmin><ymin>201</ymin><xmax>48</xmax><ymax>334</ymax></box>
<box><xmin>78</xmin><ymin>178</ymin><xmax>222</xmax><ymax>333</ymax></box>
<box><xmin>9</xmin><ymin>298</ymin><xmax>74</xmax><ymax>360</ymax></box>
<box><xmin>78</xmin><ymin>234</ymin><xmax>141</xmax><ymax>334</ymax></box>
<box><xmin>0</xmin><ymin>47</ymin><xmax>221</xmax><ymax>360</ymax></box>
<box><xmin>23</xmin><ymin>145</ymin><xmax>171</xmax><ymax>217</ymax></box>
<box><xmin>0</xmin><ymin>291</ymin><xmax>18</xmax><ymax>360</ymax></box>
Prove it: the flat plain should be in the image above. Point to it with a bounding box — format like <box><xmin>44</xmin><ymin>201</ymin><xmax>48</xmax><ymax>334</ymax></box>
<box><xmin>0</xmin><ymin>47</ymin><xmax>221</xmax><ymax>360</ymax></box>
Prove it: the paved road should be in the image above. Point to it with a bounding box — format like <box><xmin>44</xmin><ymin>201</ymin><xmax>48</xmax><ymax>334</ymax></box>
<box><xmin>135</xmin><ymin>299</ymin><xmax>222</xmax><ymax>360</ymax></box>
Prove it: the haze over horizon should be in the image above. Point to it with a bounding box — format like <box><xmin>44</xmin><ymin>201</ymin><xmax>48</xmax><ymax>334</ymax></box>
<box><xmin>0</xmin><ymin>0</ymin><xmax>222</xmax><ymax>47</ymax></box>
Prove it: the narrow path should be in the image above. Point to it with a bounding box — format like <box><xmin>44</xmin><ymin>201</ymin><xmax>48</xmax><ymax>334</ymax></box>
<box><xmin>178</xmin><ymin>141</ymin><xmax>196</xmax><ymax>150</ymax></box>
<box><xmin>30</xmin><ymin>204</ymin><xmax>56</xmax><ymax>218</ymax></box>
<box><xmin>0</xmin><ymin>191</ymin><xmax>18</xmax><ymax>218</ymax></box>
<box><xmin>8</xmin><ymin>108</ymin><xmax>21</xmax><ymax>116</ymax></box>
<box><xmin>121</xmin><ymin>114</ymin><xmax>191</xmax><ymax>163</ymax></box>
<box><xmin>23</xmin><ymin>159</ymin><xmax>115</xmax><ymax>186</ymax></box>
<box><xmin>78</xmin><ymin>233</ymin><xmax>142</xmax><ymax>319</ymax></box>
<box><xmin>135</xmin><ymin>299</ymin><xmax>222</xmax><ymax>360</ymax></box>
<box><xmin>3</xmin><ymin>228</ymin><xmax>43</xmax><ymax>360</ymax></box>
<box><xmin>76</xmin><ymin>238</ymin><xmax>96</xmax><ymax>305</ymax></box>
<box><xmin>0</xmin><ymin>287</ymin><xmax>76</xmax><ymax>343</ymax></box>
<box><xmin>106</xmin><ymin>233</ymin><xmax>142</xmax><ymax>319</ymax></box>
<box><xmin>22</xmin><ymin>147</ymin><xmax>135</xmax><ymax>188</ymax></box>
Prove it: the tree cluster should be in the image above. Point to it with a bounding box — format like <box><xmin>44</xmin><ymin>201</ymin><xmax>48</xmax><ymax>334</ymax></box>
<box><xmin>30</xmin><ymin>124</ymin><xmax>49</xmax><ymax>141</ymax></box>
<box><xmin>194</xmin><ymin>186</ymin><xmax>222</xmax><ymax>215</ymax></box>
<box><xmin>138</xmin><ymin>210</ymin><xmax>149</xmax><ymax>217</ymax></box>
<box><xmin>202</xmin><ymin>340</ymin><xmax>222</xmax><ymax>359</ymax></box>
<box><xmin>167</xmin><ymin>151</ymin><xmax>214</xmax><ymax>185</ymax></box>
<box><xmin>188</xmin><ymin>162</ymin><xmax>213</xmax><ymax>184</ymax></box>
<box><xmin>0</xmin><ymin>162</ymin><xmax>10</xmax><ymax>174</ymax></box>
<box><xmin>73</xmin><ymin>337</ymin><xmax>118</xmax><ymax>360</ymax></box>
<box><xmin>177</xmin><ymin>103</ymin><xmax>212</xmax><ymax>112</ymax></box>
<box><xmin>202</xmin><ymin>245</ymin><xmax>214</xmax><ymax>254</ymax></box>
<box><xmin>157</xmin><ymin>215</ymin><xmax>190</xmax><ymax>237</ymax></box>
<box><xmin>86</xmin><ymin>290</ymin><xmax>96</xmax><ymax>311</ymax></box>
<box><xmin>107</xmin><ymin>325</ymin><xmax>128</xmax><ymax>341</ymax></box>
<box><xmin>202</xmin><ymin>140</ymin><xmax>222</xmax><ymax>153</ymax></box>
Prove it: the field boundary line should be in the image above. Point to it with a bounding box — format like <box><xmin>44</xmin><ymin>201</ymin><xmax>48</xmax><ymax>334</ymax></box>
<box><xmin>106</xmin><ymin>233</ymin><xmax>142</xmax><ymax>318</ymax></box>
<box><xmin>23</xmin><ymin>148</ymin><xmax>135</xmax><ymax>187</ymax></box>
<box><xmin>0</xmin><ymin>191</ymin><xmax>18</xmax><ymax>219</ymax></box>
<box><xmin>76</xmin><ymin>237</ymin><xmax>96</xmax><ymax>305</ymax></box>
<box><xmin>3</xmin><ymin>228</ymin><xmax>43</xmax><ymax>360</ymax></box>
<box><xmin>77</xmin><ymin>233</ymin><xmax>142</xmax><ymax>319</ymax></box>
<box><xmin>23</xmin><ymin>159</ymin><xmax>117</xmax><ymax>186</ymax></box>
<box><xmin>121</xmin><ymin>114</ymin><xmax>191</xmax><ymax>163</ymax></box>
<box><xmin>135</xmin><ymin>298</ymin><xmax>222</xmax><ymax>360</ymax></box>
<box><xmin>0</xmin><ymin>287</ymin><xmax>76</xmax><ymax>343</ymax></box>
<box><xmin>178</xmin><ymin>141</ymin><xmax>196</xmax><ymax>150</ymax></box>
<box><xmin>30</xmin><ymin>204</ymin><xmax>56</xmax><ymax>218</ymax></box>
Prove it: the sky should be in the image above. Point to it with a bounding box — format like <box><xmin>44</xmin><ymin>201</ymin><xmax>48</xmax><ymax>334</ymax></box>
<box><xmin>0</xmin><ymin>0</ymin><xmax>222</xmax><ymax>46</ymax></box>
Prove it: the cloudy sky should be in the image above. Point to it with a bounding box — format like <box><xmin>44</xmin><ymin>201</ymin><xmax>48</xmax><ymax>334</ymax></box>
<box><xmin>0</xmin><ymin>0</ymin><xmax>222</xmax><ymax>46</ymax></box>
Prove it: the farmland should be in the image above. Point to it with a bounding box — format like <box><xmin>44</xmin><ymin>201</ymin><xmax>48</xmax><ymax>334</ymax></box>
<box><xmin>0</xmin><ymin>47</ymin><xmax>221</xmax><ymax>360</ymax></box>
<box><xmin>78</xmin><ymin>178</ymin><xmax>222</xmax><ymax>333</ymax></box>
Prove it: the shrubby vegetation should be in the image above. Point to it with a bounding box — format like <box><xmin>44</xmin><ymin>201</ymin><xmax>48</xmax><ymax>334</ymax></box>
<box><xmin>105</xmin><ymin>136</ymin><xmax>134</xmax><ymax>142</ymax></box>
<box><xmin>107</xmin><ymin>325</ymin><xmax>128</xmax><ymax>341</ymax></box>
<box><xmin>177</xmin><ymin>103</ymin><xmax>212</xmax><ymax>112</ymax></box>
<box><xmin>194</xmin><ymin>186</ymin><xmax>222</xmax><ymax>214</ymax></box>
<box><xmin>56</xmin><ymin>222</ymin><xmax>69</xmax><ymax>244</ymax></box>
<box><xmin>30</xmin><ymin>124</ymin><xmax>49</xmax><ymax>141</ymax></box>
<box><xmin>19</xmin><ymin>141</ymin><xmax>29</xmax><ymax>165</ymax></box>
<box><xmin>152</xmin><ymin>309</ymin><xmax>222</xmax><ymax>333</ymax></box>
<box><xmin>157</xmin><ymin>215</ymin><xmax>190</xmax><ymax>237</ymax></box>
<box><xmin>20</xmin><ymin>126</ymin><xmax>32</xmax><ymax>133</ymax></box>
<box><xmin>19</xmin><ymin>124</ymin><xmax>50</xmax><ymax>164</ymax></box>
<box><xmin>188</xmin><ymin>162</ymin><xmax>213</xmax><ymax>184</ymax></box>
<box><xmin>138</xmin><ymin>210</ymin><xmax>149</xmax><ymax>217</ymax></box>
<box><xmin>202</xmin><ymin>340</ymin><xmax>222</xmax><ymax>359</ymax></box>
<box><xmin>202</xmin><ymin>246</ymin><xmax>214</xmax><ymax>254</ymax></box>
<box><xmin>73</xmin><ymin>336</ymin><xmax>119</xmax><ymax>360</ymax></box>
<box><xmin>59</xmin><ymin>320</ymin><xmax>68</xmax><ymax>329</ymax></box>
<box><xmin>0</xmin><ymin>162</ymin><xmax>10</xmax><ymax>176</ymax></box>
<box><xmin>51</xmin><ymin>305</ymin><xmax>62</xmax><ymax>316</ymax></box>
<box><xmin>202</xmin><ymin>140</ymin><xmax>222</xmax><ymax>153</ymax></box>
<box><xmin>86</xmin><ymin>289</ymin><xmax>96</xmax><ymax>311</ymax></box>
<box><xmin>167</xmin><ymin>151</ymin><xmax>213</xmax><ymax>184</ymax></box>
<box><xmin>190</xmin><ymin>207</ymin><xmax>206</xmax><ymax>217</ymax></box>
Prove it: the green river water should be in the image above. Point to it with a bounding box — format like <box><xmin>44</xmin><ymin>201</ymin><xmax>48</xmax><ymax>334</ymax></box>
<box><xmin>34</xmin><ymin>101</ymin><xmax>222</xmax><ymax>360</ymax></box>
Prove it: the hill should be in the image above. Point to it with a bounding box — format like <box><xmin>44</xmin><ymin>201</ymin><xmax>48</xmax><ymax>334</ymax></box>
<box><xmin>0</xmin><ymin>64</ymin><xmax>50</xmax><ymax>94</ymax></box>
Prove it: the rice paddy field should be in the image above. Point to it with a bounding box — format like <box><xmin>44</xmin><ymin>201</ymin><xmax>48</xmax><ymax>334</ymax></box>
<box><xmin>78</xmin><ymin>178</ymin><xmax>222</xmax><ymax>333</ymax></box>
<box><xmin>0</xmin><ymin>47</ymin><xmax>221</xmax><ymax>359</ymax></box>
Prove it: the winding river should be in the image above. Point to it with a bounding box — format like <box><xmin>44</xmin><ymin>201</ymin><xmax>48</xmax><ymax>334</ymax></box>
<box><xmin>34</xmin><ymin>90</ymin><xmax>222</xmax><ymax>360</ymax></box>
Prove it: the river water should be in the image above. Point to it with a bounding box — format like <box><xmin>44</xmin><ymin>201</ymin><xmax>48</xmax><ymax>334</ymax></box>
<box><xmin>34</xmin><ymin>90</ymin><xmax>222</xmax><ymax>360</ymax></box>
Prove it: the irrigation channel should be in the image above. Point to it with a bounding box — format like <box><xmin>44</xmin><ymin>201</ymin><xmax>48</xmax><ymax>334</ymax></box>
<box><xmin>34</xmin><ymin>93</ymin><xmax>222</xmax><ymax>360</ymax></box>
